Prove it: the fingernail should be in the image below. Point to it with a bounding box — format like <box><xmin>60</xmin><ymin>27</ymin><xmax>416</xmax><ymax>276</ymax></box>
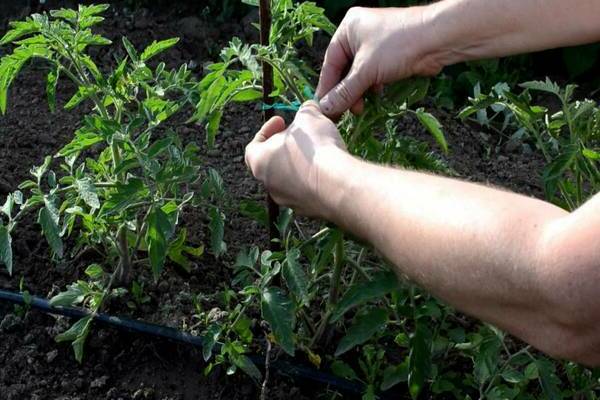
<box><xmin>319</xmin><ymin>96</ymin><xmax>331</xmax><ymax>113</ymax></box>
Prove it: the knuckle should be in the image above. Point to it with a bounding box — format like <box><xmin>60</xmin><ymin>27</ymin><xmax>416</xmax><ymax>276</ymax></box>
<box><xmin>335</xmin><ymin>81</ymin><xmax>354</xmax><ymax>103</ymax></box>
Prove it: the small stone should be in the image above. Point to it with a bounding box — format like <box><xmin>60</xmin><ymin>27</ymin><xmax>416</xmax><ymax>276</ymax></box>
<box><xmin>46</xmin><ymin>349</ymin><xmax>58</xmax><ymax>363</ymax></box>
<box><xmin>239</xmin><ymin>126</ymin><xmax>251</xmax><ymax>134</ymax></box>
<box><xmin>91</xmin><ymin>375</ymin><xmax>109</xmax><ymax>389</ymax></box>
<box><xmin>497</xmin><ymin>155</ymin><xmax>509</xmax><ymax>162</ymax></box>
<box><xmin>23</xmin><ymin>332</ymin><xmax>35</xmax><ymax>344</ymax></box>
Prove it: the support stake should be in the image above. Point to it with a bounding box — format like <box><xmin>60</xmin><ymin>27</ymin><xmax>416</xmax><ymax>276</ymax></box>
<box><xmin>259</xmin><ymin>0</ymin><xmax>281</xmax><ymax>252</ymax></box>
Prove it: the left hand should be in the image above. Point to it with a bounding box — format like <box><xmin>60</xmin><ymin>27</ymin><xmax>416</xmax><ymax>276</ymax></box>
<box><xmin>245</xmin><ymin>101</ymin><xmax>347</xmax><ymax>218</ymax></box>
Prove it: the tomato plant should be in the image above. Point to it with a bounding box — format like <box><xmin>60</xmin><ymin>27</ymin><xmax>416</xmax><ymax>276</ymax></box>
<box><xmin>0</xmin><ymin>4</ymin><xmax>225</xmax><ymax>361</ymax></box>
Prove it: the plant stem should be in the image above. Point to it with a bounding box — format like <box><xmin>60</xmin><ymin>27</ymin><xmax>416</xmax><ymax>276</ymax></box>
<box><xmin>259</xmin><ymin>0</ymin><xmax>281</xmax><ymax>253</ymax></box>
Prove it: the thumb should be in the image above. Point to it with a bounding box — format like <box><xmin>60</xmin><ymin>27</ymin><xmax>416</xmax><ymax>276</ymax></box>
<box><xmin>251</xmin><ymin>116</ymin><xmax>286</xmax><ymax>144</ymax></box>
<box><xmin>319</xmin><ymin>66</ymin><xmax>368</xmax><ymax>118</ymax></box>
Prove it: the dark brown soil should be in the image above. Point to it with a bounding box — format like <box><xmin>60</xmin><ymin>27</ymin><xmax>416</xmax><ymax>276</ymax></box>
<box><xmin>0</xmin><ymin>5</ymin><xmax>547</xmax><ymax>400</ymax></box>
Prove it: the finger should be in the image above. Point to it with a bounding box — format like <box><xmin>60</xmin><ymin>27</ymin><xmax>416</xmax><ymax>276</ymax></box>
<box><xmin>298</xmin><ymin>100</ymin><xmax>323</xmax><ymax>115</ymax></box>
<box><xmin>319</xmin><ymin>65</ymin><xmax>369</xmax><ymax>119</ymax></box>
<box><xmin>251</xmin><ymin>116</ymin><xmax>286</xmax><ymax>144</ymax></box>
<box><xmin>350</xmin><ymin>98</ymin><xmax>364</xmax><ymax>115</ymax></box>
<box><xmin>315</xmin><ymin>30</ymin><xmax>352</xmax><ymax>100</ymax></box>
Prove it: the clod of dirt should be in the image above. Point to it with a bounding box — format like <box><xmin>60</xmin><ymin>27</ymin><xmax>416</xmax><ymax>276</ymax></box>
<box><xmin>0</xmin><ymin>313</ymin><xmax>22</xmax><ymax>332</ymax></box>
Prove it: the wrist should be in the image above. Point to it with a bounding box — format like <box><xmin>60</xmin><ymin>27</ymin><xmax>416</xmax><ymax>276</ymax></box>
<box><xmin>312</xmin><ymin>147</ymin><xmax>361</xmax><ymax>223</ymax></box>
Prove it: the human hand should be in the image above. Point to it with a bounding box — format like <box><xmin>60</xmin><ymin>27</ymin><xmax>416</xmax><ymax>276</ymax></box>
<box><xmin>245</xmin><ymin>101</ymin><xmax>348</xmax><ymax>219</ymax></box>
<box><xmin>316</xmin><ymin>6</ymin><xmax>444</xmax><ymax>118</ymax></box>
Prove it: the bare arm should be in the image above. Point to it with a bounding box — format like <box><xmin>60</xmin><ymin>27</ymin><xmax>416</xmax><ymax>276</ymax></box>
<box><xmin>428</xmin><ymin>0</ymin><xmax>600</xmax><ymax>65</ymax></box>
<box><xmin>320</xmin><ymin>148</ymin><xmax>600</xmax><ymax>366</ymax></box>
<box><xmin>317</xmin><ymin>0</ymin><xmax>600</xmax><ymax>117</ymax></box>
<box><xmin>246</xmin><ymin>102</ymin><xmax>600</xmax><ymax>366</ymax></box>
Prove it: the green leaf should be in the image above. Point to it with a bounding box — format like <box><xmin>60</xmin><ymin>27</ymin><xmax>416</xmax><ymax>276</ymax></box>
<box><xmin>232</xmin><ymin>88</ymin><xmax>262</xmax><ymax>102</ymax></box>
<box><xmin>381</xmin><ymin>360</ymin><xmax>409</xmax><ymax>391</ymax></box>
<box><xmin>56</xmin><ymin>315</ymin><xmax>92</xmax><ymax>363</ymax></box>
<box><xmin>147</xmin><ymin>137</ymin><xmax>173</xmax><ymax>158</ymax></box>
<box><xmin>141</xmin><ymin>38</ymin><xmax>180</xmax><ymax>61</ymax></box>
<box><xmin>46</xmin><ymin>67</ymin><xmax>59</xmax><ymax>113</ymax></box>
<box><xmin>520</xmin><ymin>78</ymin><xmax>561</xmax><ymax>96</ymax></box>
<box><xmin>57</xmin><ymin>129</ymin><xmax>103</xmax><ymax>157</ymax></box>
<box><xmin>209</xmin><ymin>207</ymin><xmax>226</xmax><ymax>257</ymax></box>
<box><xmin>535</xmin><ymin>358</ymin><xmax>563</xmax><ymax>400</ymax></box>
<box><xmin>0</xmin><ymin>20</ymin><xmax>40</xmax><ymax>45</ymax></box>
<box><xmin>202</xmin><ymin>323</ymin><xmax>221</xmax><ymax>361</ymax></box>
<box><xmin>408</xmin><ymin>322</ymin><xmax>432</xmax><ymax>400</ymax></box>
<box><xmin>75</xmin><ymin>179</ymin><xmax>100</xmax><ymax>209</ymax></box>
<box><xmin>415</xmin><ymin>109</ymin><xmax>448</xmax><ymax>153</ymax></box>
<box><xmin>84</xmin><ymin>264</ymin><xmax>104</xmax><ymax>280</ymax></box>
<box><xmin>79</xmin><ymin>4</ymin><xmax>110</xmax><ymax>18</ymax></box>
<box><xmin>38</xmin><ymin>207</ymin><xmax>63</xmax><ymax>258</ymax></box>
<box><xmin>335</xmin><ymin>308</ymin><xmax>388</xmax><ymax>356</ymax></box>
<box><xmin>331</xmin><ymin>360</ymin><xmax>359</xmax><ymax>381</ymax></box>
<box><xmin>331</xmin><ymin>271</ymin><xmax>398</xmax><ymax>322</ymax></box>
<box><xmin>239</xmin><ymin>200</ymin><xmax>268</xmax><ymax>227</ymax></box>
<box><xmin>582</xmin><ymin>148</ymin><xmax>600</xmax><ymax>160</ymax></box>
<box><xmin>261</xmin><ymin>287</ymin><xmax>295</xmax><ymax>356</ymax></box>
<box><xmin>283</xmin><ymin>248</ymin><xmax>309</xmax><ymax>305</ymax></box>
<box><xmin>146</xmin><ymin>207</ymin><xmax>172</xmax><ymax>278</ymax></box>
<box><xmin>231</xmin><ymin>353</ymin><xmax>262</xmax><ymax>381</ymax></box>
<box><xmin>122</xmin><ymin>37</ymin><xmax>139</xmax><ymax>63</ymax></box>
<box><xmin>64</xmin><ymin>86</ymin><xmax>96</xmax><ymax>110</ymax></box>
<box><xmin>49</xmin><ymin>284</ymin><xmax>85</xmax><ymax>307</ymax></box>
<box><xmin>206</xmin><ymin>110</ymin><xmax>223</xmax><ymax>148</ymax></box>
<box><xmin>0</xmin><ymin>225</ymin><xmax>13</xmax><ymax>276</ymax></box>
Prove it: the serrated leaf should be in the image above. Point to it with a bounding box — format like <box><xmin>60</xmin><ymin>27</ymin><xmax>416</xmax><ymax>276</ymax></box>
<box><xmin>38</xmin><ymin>207</ymin><xmax>63</xmax><ymax>258</ymax></box>
<box><xmin>535</xmin><ymin>358</ymin><xmax>563</xmax><ymax>400</ymax></box>
<box><xmin>331</xmin><ymin>271</ymin><xmax>398</xmax><ymax>322</ymax></box>
<box><xmin>381</xmin><ymin>360</ymin><xmax>409</xmax><ymax>391</ymax></box>
<box><xmin>46</xmin><ymin>66</ymin><xmax>59</xmax><ymax>113</ymax></box>
<box><xmin>0</xmin><ymin>225</ymin><xmax>13</xmax><ymax>275</ymax></box>
<box><xmin>55</xmin><ymin>315</ymin><xmax>92</xmax><ymax>363</ymax></box>
<box><xmin>408</xmin><ymin>322</ymin><xmax>432</xmax><ymax>400</ymax></box>
<box><xmin>520</xmin><ymin>78</ymin><xmax>561</xmax><ymax>96</ymax></box>
<box><xmin>239</xmin><ymin>200</ymin><xmax>268</xmax><ymax>227</ymax></box>
<box><xmin>202</xmin><ymin>323</ymin><xmax>221</xmax><ymax>361</ymax></box>
<box><xmin>49</xmin><ymin>284</ymin><xmax>85</xmax><ymax>307</ymax></box>
<box><xmin>84</xmin><ymin>264</ymin><xmax>104</xmax><ymax>280</ymax></box>
<box><xmin>206</xmin><ymin>110</ymin><xmax>223</xmax><ymax>148</ymax></box>
<box><xmin>141</xmin><ymin>38</ymin><xmax>180</xmax><ymax>61</ymax></box>
<box><xmin>146</xmin><ymin>207</ymin><xmax>172</xmax><ymax>278</ymax></box>
<box><xmin>283</xmin><ymin>248</ymin><xmax>309</xmax><ymax>305</ymax></box>
<box><xmin>331</xmin><ymin>360</ymin><xmax>359</xmax><ymax>381</ymax></box>
<box><xmin>415</xmin><ymin>109</ymin><xmax>448</xmax><ymax>153</ymax></box>
<box><xmin>261</xmin><ymin>287</ymin><xmax>295</xmax><ymax>356</ymax></box>
<box><xmin>209</xmin><ymin>207</ymin><xmax>226</xmax><ymax>257</ymax></box>
<box><xmin>57</xmin><ymin>129</ymin><xmax>103</xmax><ymax>157</ymax></box>
<box><xmin>65</xmin><ymin>86</ymin><xmax>96</xmax><ymax>110</ymax></box>
<box><xmin>75</xmin><ymin>179</ymin><xmax>100</xmax><ymax>209</ymax></box>
<box><xmin>335</xmin><ymin>308</ymin><xmax>387</xmax><ymax>356</ymax></box>
<box><xmin>122</xmin><ymin>37</ymin><xmax>139</xmax><ymax>63</ymax></box>
<box><xmin>232</xmin><ymin>88</ymin><xmax>262</xmax><ymax>102</ymax></box>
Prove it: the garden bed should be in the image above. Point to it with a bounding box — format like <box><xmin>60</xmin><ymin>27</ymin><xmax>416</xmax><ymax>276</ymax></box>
<box><xmin>0</xmin><ymin>4</ymin><xmax>554</xmax><ymax>400</ymax></box>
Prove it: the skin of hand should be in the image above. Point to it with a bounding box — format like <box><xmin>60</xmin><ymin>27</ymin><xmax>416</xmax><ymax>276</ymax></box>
<box><xmin>315</xmin><ymin>6</ymin><xmax>443</xmax><ymax>119</ymax></box>
<box><xmin>317</xmin><ymin>0</ymin><xmax>600</xmax><ymax>118</ymax></box>
<box><xmin>244</xmin><ymin>101</ymin><xmax>347</xmax><ymax>218</ymax></box>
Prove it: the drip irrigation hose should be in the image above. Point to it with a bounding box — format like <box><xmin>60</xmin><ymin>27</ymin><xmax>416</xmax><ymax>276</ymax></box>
<box><xmin>0</xmin><ymin>289</ymin><xmax>388</xmax><ymax>397</ymax></box>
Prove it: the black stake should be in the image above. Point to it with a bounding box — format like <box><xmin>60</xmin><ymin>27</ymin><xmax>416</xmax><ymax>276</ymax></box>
<box><xmin>259</xmin><ymin>0</ymin><xmax>281</xmax><ymax>252</ymax></box>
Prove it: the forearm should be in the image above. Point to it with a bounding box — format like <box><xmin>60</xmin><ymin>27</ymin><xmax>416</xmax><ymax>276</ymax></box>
<box><xmin>317</xmin><ymin>149</ymin><xmax>588</xmax><ymax>358</ymax></box>
<box><xmin>423</xmin><ymin>0</ymin><xmax>600</xmax><ymax>66</ymax></box>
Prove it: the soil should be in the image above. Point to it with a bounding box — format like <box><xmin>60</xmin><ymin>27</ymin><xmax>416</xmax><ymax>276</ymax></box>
<box><xmin>0</xmin><ymin>4</ymin><xmax>547</xmax><ymax>400</ymax></box>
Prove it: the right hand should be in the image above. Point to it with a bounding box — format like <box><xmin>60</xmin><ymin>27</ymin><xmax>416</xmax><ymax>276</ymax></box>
<box><xmin>316</xmin><ymin>6</ymin><xmax>444</xmax><ymax>119</ymax></box>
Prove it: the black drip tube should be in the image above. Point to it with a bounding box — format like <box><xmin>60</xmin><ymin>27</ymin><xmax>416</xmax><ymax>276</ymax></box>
<box><xmin>0</xmin><ymin>289</ymin><xmax>391</xmax><ymax>397</ymax></box>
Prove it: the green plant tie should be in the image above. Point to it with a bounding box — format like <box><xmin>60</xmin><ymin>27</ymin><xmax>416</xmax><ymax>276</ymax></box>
<box><xmin>261</xmin><ymin>86</ymin><xmax>316</xmax><ymax>112</ymax></box>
